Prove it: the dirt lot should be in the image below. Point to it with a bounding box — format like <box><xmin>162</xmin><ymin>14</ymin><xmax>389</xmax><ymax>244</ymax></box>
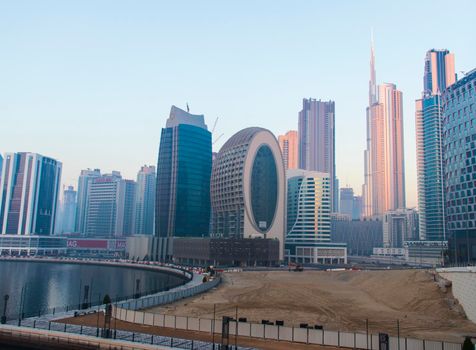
<box><xmin>146</xmin><ymin>269</ymin><xmax>476</xmax><ymax>342</ymax></box>
<box><xmin>60</xmin><ymin>313</ymin><xmax>339</xmax><ymax>350</ymax></box>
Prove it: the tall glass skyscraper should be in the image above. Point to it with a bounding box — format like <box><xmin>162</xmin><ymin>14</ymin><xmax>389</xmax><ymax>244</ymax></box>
<box><xmin>298</xmin><ymin>98</ymin><xmax>338</xmax><ymax>212</ymax></box>
<box><xmin>133</xmin><ymin>165</ymin><xmax>156</xmax><ymax>235</ymax></box>
<box><xmin>155</xmin><ymin>106</ymin><xmax>212</xmax><ymax>243</ymax></box>
<box><xmin>363</xmin><ymin>38</ymin><xmax>406</xmax><ymax>217</ymax></box>
<box><xmin>415</xmin><ymin>49</ymin><xmax>455</xmax><ymax>241</ymax></box>
<box><xmin>60</xmin><ymin>185</ymin><xmax>77</xmax><ymax>233</ymax></box>
<box><xmin>0</xmin><ymin>152</ymin><xmax>62</xmax><ymax>235</ymax></box>
<box><xmin>442</xmin><ymin>68</ymin><xmax>476</xmax><ymax>263</ymax></box>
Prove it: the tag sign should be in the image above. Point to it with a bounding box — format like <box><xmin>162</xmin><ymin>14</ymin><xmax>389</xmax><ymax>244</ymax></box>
<box><xmin>259</xmin><ymin>221</ymin><xmax>267</xmax><ymax>229</ymax></box>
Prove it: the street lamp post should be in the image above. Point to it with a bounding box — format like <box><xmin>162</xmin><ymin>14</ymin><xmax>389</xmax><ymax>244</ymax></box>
<box><xmin>1</xmin><ymin>294</ymin><xmax>9</xmax><ymax>324</ymax></box>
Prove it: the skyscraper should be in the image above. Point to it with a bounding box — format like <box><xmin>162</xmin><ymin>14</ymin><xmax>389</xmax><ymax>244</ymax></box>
<box><xmin>61</xmin><ymin>185</ymin><xmax>77</xmax><ymax>233</ymax></box>
<box><xmin>84</xmin><ymin>171</ymin><xmax>136</xmax><ymax>237</ymax></box>
<box><xmin>352</xmin><ymin>196</ymin><xmax>363</xmax><ymax>220</ymax></box>
<box><xmin>155</xmin><ymin>106</ymin><xmax>212</xmax><ymax>256</ymax></box>
<box><xmin>339</xmin><ymin>188</ymin><xmax>354</xmax><ymax>218</ymax></box>
<box><xmin>75</xmin><ymin>168</ymin><xmax>101</xmax><ymax>234</ymax></box>
<box><xmin>415</xmin><ymin>49</ymin><xmax>455</xmax><ymax>241</ymax></box>
<box><xmin>122</xmin><ymin>179</ymin><xmax>137</xmax><ymax>235</ymax></box>
<box><xmin>363</xmin><ymin>38</ymin><xmax>406</xmax><ymax>217</ymax></box>
<box><xmin>286</xmin><ymin>170</ymin><xmax>331</xmax><ymax>242</ymax></box>
<box><xmin>133</xmin><ymin>165</ymin><xmax>156</xmax><ymax>235</ymax></box>
<box><xmin>298</xmin><ymin>98</ymin><xmax>337</xmax><ymax>212</ymax></box>
<box><xmin>382</xmin><ymin>209</ymin><xmax>419</xmax><ymax>248</ymax></box>
<box><xmin>286</xmin><ymin>169</ymin><xmax>347</xmax><ymax>264</ymax></box>
<box><xmin>278</xmin><ymin>130</ymin><xmax>298</xmax><ymax>170</ymax></box>
<box><xmin>442</xmin><ymin>68</ymin><xmax>476</xmax><ymax>263</ymax></box>
<box><xmin>210</xmin><ymin>127</ymin><xmax>286</xmax><ymax>258</ymax></box>
<box><xmin>0</xmin><ymin>152</ymin><xmax>62</xmax><ymax>235</ymax></box>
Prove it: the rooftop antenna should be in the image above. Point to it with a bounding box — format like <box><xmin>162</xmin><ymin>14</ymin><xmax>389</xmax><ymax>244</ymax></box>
<box><xmin>186</xmin><ymin>103</ymin><xmax>190</xmax><ymax>113</ymax></box>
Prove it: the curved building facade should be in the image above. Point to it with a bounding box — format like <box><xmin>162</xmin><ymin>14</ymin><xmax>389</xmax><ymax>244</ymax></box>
<box><xmin>210</xmin><ymin>127</ymin><xmax>285</xmax><ymax>259</ymax></box>
<box><xmin>285</xmin><ymin>169</ymin><xmax>347</xmax><ymax>264</ymax></box>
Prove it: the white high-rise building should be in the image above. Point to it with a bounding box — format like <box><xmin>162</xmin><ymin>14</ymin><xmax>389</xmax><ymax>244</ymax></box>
<box><xmin>84</xmin><ymin>172</ymin><xmax>136</xmax><ymax>237</ymax></box>
<box><xmin>285</xmin><ymin>169</ymin><xmax>347</xmax><ymax>264</ymax></box>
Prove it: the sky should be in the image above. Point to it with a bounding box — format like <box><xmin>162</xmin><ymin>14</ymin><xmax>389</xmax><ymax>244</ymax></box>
<box><xmin>1</xmin><ymin>1</ymin><xmax>475</xmax><ymax>208</ymax></box>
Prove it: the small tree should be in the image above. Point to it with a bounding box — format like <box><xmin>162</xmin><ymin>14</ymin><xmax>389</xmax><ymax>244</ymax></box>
<box><xmin>462</xmin><ymin>337</ymin><xmax>474</xmax><ymax>350</ymax></box>
<box><xmin>102</xmin><ymin>294</ymin><xmax>111</xmax><ymax>305</ymax></box>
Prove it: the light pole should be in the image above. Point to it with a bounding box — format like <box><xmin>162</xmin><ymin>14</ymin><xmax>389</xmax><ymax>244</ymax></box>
<box><xmin>1</xmin><ymin>294</ymin><xmax>9</xmax><ymax>324</ymax></box>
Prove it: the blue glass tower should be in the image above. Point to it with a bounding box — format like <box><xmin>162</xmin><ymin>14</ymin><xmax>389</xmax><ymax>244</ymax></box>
<box><xmin>442</xmin><ymin>68</ymin><xmax>476</xmax><ymax>263</ymax></box>
<box><xmin>415</xmin><ymin>49</ymin><xmax>455</xmax><ymax>241</ymax></box>
<box><xmin>155</xmin><ymin>106</ymin><xmax>212</xmax><ymax>244</ymax></box>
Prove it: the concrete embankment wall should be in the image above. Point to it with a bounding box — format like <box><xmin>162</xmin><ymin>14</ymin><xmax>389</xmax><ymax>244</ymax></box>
<box><xmin>437</xmin><ymin>267</ymin><xmax>476</xmax><ymax>323</ymax></box>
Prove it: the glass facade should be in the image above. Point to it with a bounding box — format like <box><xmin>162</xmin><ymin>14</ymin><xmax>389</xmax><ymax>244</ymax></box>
<box><xmin>156</xmin><ymin>112</ymin><xmax>212</xmax><ymax>239</ymax></box>
<box><xmin>0</xmin><ymin>153</ymin><xmax>61</xmax><ymax>236</ymax></box>
<box><xmin>174</xmin><ymin>124</ymin><xmax>212</xmax><ymax>236</ymax></box>
<box><xmin>419</xmin><ymin>96</ymin><xmax>446</xmax><ymax>240</ymax></box>
<box><xmin>416</xmin><ymin>49</ymin><xmax>455</xmax><ymax>241</ymax></box>
<box><xmin>443</xmin><ymin>69</ymin><xmax>476</xmax><ymax>262</ymax></box>
<box><xmin>250</xmin><ymin>145</ymin><xmax>278</xmax><ymax>232</ymax></box>
<box><xmin>443</xmin><ymin>72</ymin><xmax>476</xmax><ymax>223</ymax></box>
<box><xmin>156</xmin><ymin>128</ymin><xmax>173</xmax><ymax>237</ymax></box>
<box><xmin>35</xmin><ymin>157</ymin><xmax>61</xmax><ymax>235</ymax></box>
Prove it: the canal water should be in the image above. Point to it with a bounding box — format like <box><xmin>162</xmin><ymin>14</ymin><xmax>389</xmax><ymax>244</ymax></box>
<box><xmin>0</xmin><ymin>260</ymin><xmax>186</xmax><ymax>319</ymax></box>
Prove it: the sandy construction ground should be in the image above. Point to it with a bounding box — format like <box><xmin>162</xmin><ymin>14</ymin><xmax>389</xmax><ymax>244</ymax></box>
<box><xmin>147</xmin><ymin>269</ymin><xmax>476</xmax><ymax>342</ymax></box>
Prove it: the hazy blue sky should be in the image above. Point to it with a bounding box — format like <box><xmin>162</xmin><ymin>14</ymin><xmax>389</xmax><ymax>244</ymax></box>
<box><xmin>1</xmin><ymin>1</ymin><xmax>475</xmax><ymax>208</ymax></box>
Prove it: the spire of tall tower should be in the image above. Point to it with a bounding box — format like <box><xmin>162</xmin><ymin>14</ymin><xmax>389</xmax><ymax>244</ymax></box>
<box><xmin>369</xmin><ymin>29</ymin><xmax>377</xmax><ymax>105</ymax></box>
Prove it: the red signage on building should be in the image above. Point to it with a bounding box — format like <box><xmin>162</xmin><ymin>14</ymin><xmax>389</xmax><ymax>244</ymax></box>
<box><xmin>67</xmin><ymin>239</ymin><xmax>108</xmax><ymax>249</ymax></box>
<box><xmin>67</xmin><ymin>239</ymin><xmax>127</xmax><ymax>250</ymax></box>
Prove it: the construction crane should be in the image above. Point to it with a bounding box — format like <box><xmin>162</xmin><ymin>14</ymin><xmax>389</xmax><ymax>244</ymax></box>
<box><xmin>211</xmin><ymin>117</ymin><xmax>219</xmax><ymax>134</ymax></box>
<box><xmin>213</xmin><ymin>133</ymin><xmax>224</xmax><ymax>145</ymax></box>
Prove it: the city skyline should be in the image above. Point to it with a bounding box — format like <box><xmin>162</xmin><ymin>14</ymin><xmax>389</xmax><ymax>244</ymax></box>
<box><xmin>1</xmin><ymin>1</ymin><xmax>476</xmax><ymax>208</ymax></box>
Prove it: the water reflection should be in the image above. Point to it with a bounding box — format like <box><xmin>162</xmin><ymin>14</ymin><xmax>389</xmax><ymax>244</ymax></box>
<box><xmin>0</xmin><ymin>261</ymin><xmax>185</xmax><ymax>319</ymax></box>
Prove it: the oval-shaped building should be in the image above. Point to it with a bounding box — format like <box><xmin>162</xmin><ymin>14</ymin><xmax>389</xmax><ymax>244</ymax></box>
<box><xmin>210</xmin><ymin>127</ymin><xmax>285</xmax><ymax>259</ymax></box>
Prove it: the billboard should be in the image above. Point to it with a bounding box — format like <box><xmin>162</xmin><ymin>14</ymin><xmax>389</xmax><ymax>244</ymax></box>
<box><xmin>67</xmin><ymin>239</ymin><xmax>126</xmax><ymax>251</ymax></box>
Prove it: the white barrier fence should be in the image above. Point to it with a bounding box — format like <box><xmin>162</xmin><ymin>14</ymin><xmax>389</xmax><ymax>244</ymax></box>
<box><xmin>115</xmin><ymin>277</ymin><xmax>221</xmax><ymax>311</ymax></box>
<box><xmin>111</xmin><ymin>308</ymin><xmax>462</xmax><ymax>350</ymax></box>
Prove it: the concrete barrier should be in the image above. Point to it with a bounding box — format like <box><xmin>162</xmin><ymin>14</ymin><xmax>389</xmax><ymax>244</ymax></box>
<box><xmin>308</xmin><ymin>329</ymin><xmax>323</xmax><ymax>344</ymax></box>
<box><xmin>340</xmin><ymin>331</ymin><xmax>354</xmax><ymax>348</ymax></box>
<box><xmin>250</xmin><ymin>323</ymin><xmax>264</xmax><ymax>338</ymax></box>
<box><xmin>278</xmin><ymin>326</ymin><xmax>292</xmax><ymax>341</ymax></box>
<box><xmin>438</xmin><ymin>267</ymin><xmax>476</xmax><ymax>323</ymax></box>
